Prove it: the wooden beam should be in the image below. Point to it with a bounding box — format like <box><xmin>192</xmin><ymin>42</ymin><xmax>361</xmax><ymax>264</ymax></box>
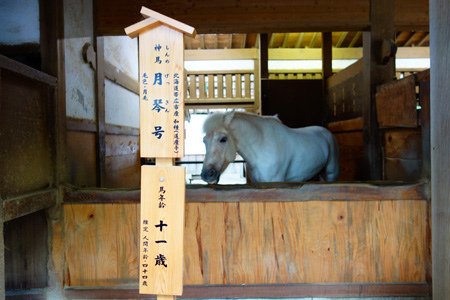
<box><xmin>94</xmin><ymin>0</ymin><xmax>428</xmax><ymax>35</ymax></box>
<box><xmin>64</xmin><ymin>283</ymin><xmax>430</xmax><ymax>299</ymax></box>
<box><xmin>430</xmin><ymin>0</ymin><xmax>450</xmax><ymax>297</ymax></box>
<box><xmin>349</xmin><ymin>32</ymin><xmax>362</xmax><ymax>47</ymax></box>
<box><xmin>361</xmin><ymin>0</ymin><xmax>396</xmax><ymax>180</ymax></box>
<box><xmin>63</xmin><ymin>181</ymin><xmax>429</xmax><ymax>204</ymax></box>
<box><xmin>3</xmin><ymin>189</ymin><xmax>57</xmax><ymax>222</ymax></box>
<box><xmin>322</xmin><ymin>32</ymin><xmax>333</xmax><ymax>79</ymax></box>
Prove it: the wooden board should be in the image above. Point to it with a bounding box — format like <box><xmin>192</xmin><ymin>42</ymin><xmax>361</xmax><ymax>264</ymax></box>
<box><xmin>139</xmin><ymin>25</ymin><xmax>184</xmax><ymax>158</ymax></box>
<box><xmin>140</xmin><ymin>165</ymin><xmax>185</xmax><ymax>295</ymax></box>
<box><xmin>376</xmin><ymin>75</ymin><xmax>418</xmax><ymax>128</ymax></box>
<box><xmin>63</xmin><ymin>197</ymin><xmax>429</xmax><ymax>287</ymax></box>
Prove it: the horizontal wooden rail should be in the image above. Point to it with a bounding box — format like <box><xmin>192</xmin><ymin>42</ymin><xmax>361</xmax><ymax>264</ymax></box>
<box><xmin>63</xmin><ymin>181</ymin><xmax>429</xmax><ymax>204</ymax></box>
<box><xmin>63</xmin><ymin>283</ymin><xmax>430</xmax><ymax>299</ymax></box>
<box><xmin>0</xmin><ymin>54</ymin><xmax>57</xmax><ymax>86</ymax></box>
<box><xmin>3</xmin><ymin>188</ymin><xmax>57</xmax><ymax>222</ymax></box>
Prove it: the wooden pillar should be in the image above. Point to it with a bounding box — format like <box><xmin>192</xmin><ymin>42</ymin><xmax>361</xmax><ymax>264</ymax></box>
<box><xmin>0</xmin><ymin>178</ymin><xmax>4</xmax><ymax>300</ymax></box>
<box><xmin>322</xmin><ymin>32</ymin><xmax>332</xmax><ymax>125</ymax></box>
<box><xmin>362</xmin><ymin>0</ymin><xmax>395</xmax><ymax>180</ymax></box>
<box><xmin>95</xmin><ymin>37</ymin><xmax>106</xmax><ymax>187</ymax></box>
<box><xmin>260</xmin><ymin>33</ymin><xmax>269</xmax><ymax>114</ymax></box>
<box><xmin>430</xmin><ymin>0</ymin><xmax>450</xmax><ymax>297</ymax></box>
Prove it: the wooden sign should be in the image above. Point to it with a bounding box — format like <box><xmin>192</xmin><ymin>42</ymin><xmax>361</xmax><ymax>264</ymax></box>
<box><xmin>138</xmin><ymin>26</ymin><xmax>184</xmax><ymax>158</ymax></box>
<box><xmin>140</xmin><ymin>165</ymin><xmax>185</xmax><ymax>295</ymax></box>
<box><xmin>126</xmin><ymin>7</ymin><xmax>195</xmax><ymax>298</ymax></box>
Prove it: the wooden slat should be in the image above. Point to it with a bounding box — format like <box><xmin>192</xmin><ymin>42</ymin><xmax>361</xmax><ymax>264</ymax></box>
<box><xmin>207</xmin><ymin>74</ymin><xmax>214</xmax><ymax>98</ymax></box>
<box><xmin>235</xmin><ymin>74</ymin><xmax>242</xmax><ymax>98</ymax></box>
<box><xmin>193</xmin><ymin>75</ymin><xmax>203</xmax><ymax>99</ymax></box>
<box><xmin>188</xmin><ymin>74</ymin><xmax>196</xmax><ymax>99</ymax></box>
<box><xmin>217</xmin><ymin>74</ymin><xmax>224</xmax><ymax>98</ymax></box>
<box><xmin>327</xmin><ymin>117</ymin><xmax>364</xmax><ymax>132</ymax></box>
<box><xmin>225</xmin><ymin>74</ymin><xmax>232</xmax><ymax>97</ymax></box>
<box><xmin>244</xmin><ymin>74</ymin><xmax>251</xmax><ymax>98</ymax></box>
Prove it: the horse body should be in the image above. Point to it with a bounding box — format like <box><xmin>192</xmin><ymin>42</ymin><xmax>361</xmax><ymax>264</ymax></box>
<box><xmin>201</xmin><ymin>111</ymin><xmax>339</xmax><ymax>184</ymax></box>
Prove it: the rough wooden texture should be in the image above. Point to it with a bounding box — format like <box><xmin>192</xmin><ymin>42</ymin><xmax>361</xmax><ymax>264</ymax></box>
<box><xmin>3</xmin><ymin>188</ymin><xmax>57</xmax><ymax>222</ymax></box>
<box><xmin>328</xmin><ymin>118</ymin><xmax>365</xmax><ymax>181</ymax></box>
<box><xmin>430</xmin><ymin>0</ymin><xmax>450</xmax><ymax>297</ymax></box>
<box><xmin>95</xmin><ymin>0</ymin><xmax>428</xmax><ymax>35</ymax></box>
<box><xmin>362</xmin><ymin>0</ymin><xmax>395</xmax><ymax>180</ymax></box>
<box><xmin>326</xmin><ymin>60</ymin><xmax>363</xmax><ymax>122</ymax></box>
<box><xmin>0</xmin><ymin>68</ymin><xmax>54</xmax><ymax>197</ymax></box>
<box><xmin>376</xmin><ymin>75</ymin><xmax>418</xmax><ymax>128</ymax></box>
<box><xmin>63</xmin><ymin>182</ymin><xmax>429</xmax><ymax>204</ymax></box>
<box><xmin>64</xmin><ymin>203</ymin><xmax>140</xmax><ymax>286</ymax></box>
<box><xmin>66</xmin><ymin>131</ymin><xmax>97</xmax><ymax>187</ymax></box>
<box><xmin>105</xmin><ymin>134</ymin><xmax>140</xmax><ymax>188</ymax></box>
<box><xmin>63</xmin><ymin>186</ymin><xmax>429</xmax><ymax>287</ymax></box>
<box><xmin>382</xmin><ymin>129</ymin><xmax>422</xmax><ymax>181</ymax></box>
<box><xmin>5</xmin><ymin>211</ymin><xmax>48</xmax><ymax>290</ymax></box>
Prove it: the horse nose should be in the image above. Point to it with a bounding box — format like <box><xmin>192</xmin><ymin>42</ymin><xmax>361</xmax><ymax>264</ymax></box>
<box><xmin>201</xmin><ymin>168</ymin><xmax>219</xmax><ymax>183</ymax></box>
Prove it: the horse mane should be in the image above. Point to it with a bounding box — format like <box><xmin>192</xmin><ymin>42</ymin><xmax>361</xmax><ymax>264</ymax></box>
<box><xmin>203</xmin><ymin>112</ymin><xmax>228</xmax><ymax>133</ymax></box>
<box><xmin>203</xmin><ymin>111</ymin><xmax>282</xmax><ymax>133</ymax></box>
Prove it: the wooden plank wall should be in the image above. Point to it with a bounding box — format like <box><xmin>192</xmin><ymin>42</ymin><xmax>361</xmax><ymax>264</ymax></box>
<box><xmin>0</xmin><ymin>55</ymin><xmax>58</xmax><ymax>295</ymax></box>
<box><xmin>327</xmin><ymin>64</ymin><xmax>430</xmax><ymax>181</ymax></box>
<box><xmin>62</xmin><ymin>183</ymin><xmax>430</xmax><ymax>297</ymax></box>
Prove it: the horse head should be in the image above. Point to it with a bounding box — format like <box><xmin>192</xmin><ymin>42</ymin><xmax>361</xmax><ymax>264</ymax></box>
<box><xmin>201</xmin><ymin>112</ymin><xmax>237</xmax><ymax>184</ymax></box>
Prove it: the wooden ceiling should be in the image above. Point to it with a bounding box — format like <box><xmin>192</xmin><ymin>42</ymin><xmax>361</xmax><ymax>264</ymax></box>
<box><xmin>184</xmin><ymin>31</ymin><xmax>430</xmax><ymax>50</ymax></box>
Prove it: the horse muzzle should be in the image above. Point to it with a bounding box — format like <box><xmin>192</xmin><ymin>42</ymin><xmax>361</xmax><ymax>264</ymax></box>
<box><xmin>201</xmin><ymin>168</ymin><xmax>220</xmax><ymax>184</ymax></box>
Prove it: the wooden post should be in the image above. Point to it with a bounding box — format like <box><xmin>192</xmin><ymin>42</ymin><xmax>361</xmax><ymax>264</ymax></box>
<box><xmin>430</xmin><ymin>0</ymin><xmax>450</xmax><ymax>297</ymax></box>
<box><xmin>322</xmin><ymin>32</ymin><xmax>332</xmax><ymax>125</ymax></box>
<box><xmin>362</xmin><ymin>0</ymin><xmax>395</xmax><ymax>180</ymax></box>
<box><xmin>125</xmin><ymin>7</ymin><xmax>195</xmax><ymax>299</ymax></box>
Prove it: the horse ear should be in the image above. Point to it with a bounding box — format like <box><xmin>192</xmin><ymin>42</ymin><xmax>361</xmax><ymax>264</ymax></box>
<box><xmin>224</xmin><ymin>111</ymin><xmax>235</xmax><ymax>127</ymax></box>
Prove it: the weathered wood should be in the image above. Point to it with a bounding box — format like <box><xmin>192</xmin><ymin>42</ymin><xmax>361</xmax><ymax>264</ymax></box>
<box><xmin>3</xmin><ymin>189</ymin><xmax>57</xmax><ymax>222</ymax></box>
<box><xmin>361</xmin><ymin>0</ymin><xmax>396</xmax><ymax>180</ymax></box>
<box><xmin>5</xmin><ymin>211</ymin><xmax>48</xmax><ymax>290</ymax></box>
<box><xmin>64</xmin><ymin>283</ymin><xmax>430</xmax><ymax>299</ymax></box>
<box><xmin>430</xmin><ymin>0</ymin><xmax>450</xmax><ymax>297</ymax></box>
<box><xmin>327</xmin><ymin>117</ymin><xmax>363</xmax><ymax>132</ymax></box>
<box><xmin>63</xmin><ymin>197</ymin><xmax>429</xmax><ymax>286</ymax></box>
<box><xmin>95</xmin><ymin>37</ymin><xmax>107</xmax><ymax>186</ymax></box>
<box><xmin>326</xmin><ymin>60</ymin><xmax>363</xmax><ymax>122</ymax></box>
<box><xmin>95</xmin><ymin>0</ymin><xmax>428</xmax><ymax>35</ymax></box>
<box><xmin>417</xmin><ymin>69</ymin><xmax>430</xmax><ymax>179</ymax></box>
<box><xmin>0</xmin><ymin>69</ymin><xmax>54</xmax><ymax>197</ymax></box>
<box><xmin>0</xmin><ymin>54</ymin><xmax>57</xmax><ymax>86</ymax></box>
<box><xmin>63</xmin><ymin>182</ymin><xmax>429</xmax><ymax>203</ymax></box>
<box><xmin>376</xmin><ymin>75</ymin><xmax>418</xmax><ymax>128</ymax></box>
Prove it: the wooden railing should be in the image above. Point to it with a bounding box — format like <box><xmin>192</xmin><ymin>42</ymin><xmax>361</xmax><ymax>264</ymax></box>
<box><xmin>186</xmin><ymin>70</ymin><xmax>255</xmax><ymax>107</ymax></box>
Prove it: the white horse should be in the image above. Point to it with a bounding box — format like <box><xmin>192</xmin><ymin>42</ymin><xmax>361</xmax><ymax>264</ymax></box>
<box><xmin>200</xmin><ymin>111</ymin><xmax>339</xmax><ymax>184</ymax></box>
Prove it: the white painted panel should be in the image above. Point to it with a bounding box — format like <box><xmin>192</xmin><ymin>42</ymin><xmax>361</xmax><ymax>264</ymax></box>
<box><xmin>104</xmin><ymin>36</ymin><xmax>139</xmax><ymax>80</ymax></box>
<box><xmin>105</xmin><ymin>80</ymin><xmax>139</xmax><ymax>128</ymax></box>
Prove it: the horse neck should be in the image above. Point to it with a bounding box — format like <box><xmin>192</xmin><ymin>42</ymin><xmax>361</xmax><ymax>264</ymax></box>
<box><xmin>228</xmin><ymin>114</ymin><xmax>263</xmax><ymax>163</ymax></box>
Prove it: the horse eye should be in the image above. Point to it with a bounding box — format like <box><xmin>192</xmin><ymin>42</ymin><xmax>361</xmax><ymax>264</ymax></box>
<box><xmin>219</xmin><ymin>136</ymin><xmax>228</xmax><ymax>143</ymax></box>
